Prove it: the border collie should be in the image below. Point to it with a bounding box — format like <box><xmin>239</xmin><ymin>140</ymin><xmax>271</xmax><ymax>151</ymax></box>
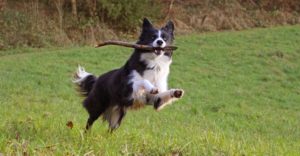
<box><xmin>73</xmin><ymin>18</ymin><xmax>184</xmax><ymax>131</ymax></box>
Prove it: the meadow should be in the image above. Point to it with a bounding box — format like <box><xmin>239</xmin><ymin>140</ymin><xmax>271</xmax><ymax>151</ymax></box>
<box><xmin>0</xmin><ymin>26</ymin><xmax>300</xmax><ymax>155</ymax></box>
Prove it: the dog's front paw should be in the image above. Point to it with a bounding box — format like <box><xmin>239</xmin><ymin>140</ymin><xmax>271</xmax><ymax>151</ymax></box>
<box><xmin>150</xmin><ymin>88</ymin><xmax>159</xmax><ymax>94</ymax></box>
<box><xmin>171</xmin><ymin>89</ymin><xmax>184</xmax><ymax>98</ymax></box>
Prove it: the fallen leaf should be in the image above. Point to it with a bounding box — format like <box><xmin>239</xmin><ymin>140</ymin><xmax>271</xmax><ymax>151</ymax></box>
<box><xmin>66</xmin><ymin>121</ymin><xmax>73</xmax><ymax>129</ymax></box>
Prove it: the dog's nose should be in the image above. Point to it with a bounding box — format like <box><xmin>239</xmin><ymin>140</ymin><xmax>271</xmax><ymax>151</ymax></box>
<box><xmin>156</xmin><ymin>40</ymin><xmax>163</xmax><ymax>46</ymax></box>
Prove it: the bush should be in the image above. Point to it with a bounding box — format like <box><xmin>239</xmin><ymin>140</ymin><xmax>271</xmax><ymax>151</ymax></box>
<box><xmin>97</xmin><ymin>0</ymin><xmax>162</xmax><ymax>31</ymax></box>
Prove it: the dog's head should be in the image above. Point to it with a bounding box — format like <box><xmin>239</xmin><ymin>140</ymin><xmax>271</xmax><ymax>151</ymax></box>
<box><xmin>137</xmin><ymin>18</ymin><xmax>174</xmax><ymax>57</ymax></box>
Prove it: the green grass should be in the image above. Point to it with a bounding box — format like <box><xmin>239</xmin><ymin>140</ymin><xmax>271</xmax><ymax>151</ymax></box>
<box><xmin>1</xmin><ymin>25</ymin><xmax>300</xmax><ymax>155</ymax></box>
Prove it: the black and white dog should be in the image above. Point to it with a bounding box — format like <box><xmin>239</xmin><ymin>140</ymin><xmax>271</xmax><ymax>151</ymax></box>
<box><xmin>73</xmin><ymin>18</ymin><xmax>184</xmax><ymax>131</ymax></box>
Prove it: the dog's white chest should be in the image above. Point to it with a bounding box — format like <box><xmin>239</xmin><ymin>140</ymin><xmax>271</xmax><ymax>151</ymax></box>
<box><xmin>142</xmin><ymin>55</ymin><xmax>171</xmax><ymax>92</ymax></box>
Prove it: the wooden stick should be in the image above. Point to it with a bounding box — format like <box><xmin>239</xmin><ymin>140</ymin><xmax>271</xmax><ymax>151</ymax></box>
<box><xmin>95</xmin><ymin>40</ymin><xmax>177</xmax><ymax>51</ymax></box>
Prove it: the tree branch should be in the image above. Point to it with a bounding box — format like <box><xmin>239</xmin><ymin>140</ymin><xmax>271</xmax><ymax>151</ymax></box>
<box><xmin>95</xmin><ymin>41</ymin><xmax>178</xmax><ymax>51</ymax></box>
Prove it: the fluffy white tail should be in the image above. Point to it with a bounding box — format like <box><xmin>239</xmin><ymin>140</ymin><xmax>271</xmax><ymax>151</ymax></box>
<box><xmin>73</xmin><ymin>65</ymin><xmax>96</xmax><ymax>96</ymax></box>
<box><xmin>73</xmin><ymin>65</ymin><xmax>92</xmax><ymax>84</ymax></box>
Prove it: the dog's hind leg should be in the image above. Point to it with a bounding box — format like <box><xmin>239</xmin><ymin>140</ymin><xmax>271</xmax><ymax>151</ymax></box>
<box><xmin>146</xmin><ymin>89</ymin><xmax>184</xmax><ymax>111</ymax></box>
<box><xmin>84</xmin><ymin>98</ymin><xmax>106</xmax><ymax>131</ymax></box>
<box><xmin>85</xmin><ymin>108</ymin><xmax>105</xmax><ymax>131</ymax></box>
<box><xmin>86</xmin><ymin>114</ymin><xmax>100</xmax><ymax>130</ymax></box>
<box><xmin>103</xmin><ymin>105</ymin><xmax>126</xmax><ymax>132</ymax></box>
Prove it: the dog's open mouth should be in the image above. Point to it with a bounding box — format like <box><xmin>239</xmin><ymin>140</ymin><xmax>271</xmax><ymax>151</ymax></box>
<box><xmin>154</xmin><ymin>49</ymin><xmax>163</xmax><ymax>55</ymax></box>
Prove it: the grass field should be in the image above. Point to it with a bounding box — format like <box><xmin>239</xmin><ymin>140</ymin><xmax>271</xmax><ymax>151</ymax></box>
<box><xmin>1</xmin><ymin>26</ymin><xmax>300</xmax><ymax>155</ymax></box>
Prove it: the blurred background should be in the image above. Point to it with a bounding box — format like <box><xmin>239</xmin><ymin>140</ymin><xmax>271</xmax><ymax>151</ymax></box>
<box><xmin>0</xmin><ymin>0</ymin><xmax>299</xmax><ymax>50</ymax></box>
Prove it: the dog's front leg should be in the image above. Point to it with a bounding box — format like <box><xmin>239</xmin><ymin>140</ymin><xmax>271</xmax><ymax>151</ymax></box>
<box><xmin>130</xmin><ymin>79</ymin><xmax>158</xmax><ymax>109</ymax></box>
<box><xmin>132</xmin><ymin>79</ymin><xmax>158</xmax><ymax>94</ymax></box>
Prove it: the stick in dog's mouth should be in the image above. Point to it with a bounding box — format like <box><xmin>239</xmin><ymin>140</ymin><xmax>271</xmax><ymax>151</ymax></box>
<box><xmin>95</xmin><ymin>40</ymin><xmax>178</xmax><ymax>51</ymax></box>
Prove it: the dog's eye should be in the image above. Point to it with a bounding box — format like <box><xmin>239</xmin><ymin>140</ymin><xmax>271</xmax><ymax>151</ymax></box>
<box><xmin>151</xmin><ymin>35</ymin><xmax>157</xmax><ymax>40</ymax></box>
<box><xmin>161</xmin><ymin>34</ymin><xmax>167</xmax><ymax>41</ymax></box>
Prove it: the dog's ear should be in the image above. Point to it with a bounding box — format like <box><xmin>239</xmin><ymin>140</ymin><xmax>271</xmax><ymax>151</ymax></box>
<box><xmin>162</xmin><ymin>20</ymin><xmax>174</xmax><ymax>35</ymax></box>
<box><xmin>142</xmin><ymin>18</ymin><xmax>153</xmax><ymax>30</ymax></box>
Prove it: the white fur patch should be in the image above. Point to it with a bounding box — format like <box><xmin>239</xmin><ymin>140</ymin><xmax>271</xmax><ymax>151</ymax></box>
<box><xmin>129</xmin><ymin>70</ymin><xmax>155</xmax><ymax>92</ymax></box>
<box><xmin>140</xmin><ymin>53</ymin><xmax>171</xmax><ymax>92</ymax></box>
<box><xmin>129</xmin><ymin>70</ymin><xmax>155</xmax><ymax>105</ymax></box>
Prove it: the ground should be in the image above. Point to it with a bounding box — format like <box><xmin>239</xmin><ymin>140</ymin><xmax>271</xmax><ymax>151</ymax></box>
<box><xmin>0</xmin><ymin>25</ymin><xmax>300</xmax><ymax>155</ymax></box>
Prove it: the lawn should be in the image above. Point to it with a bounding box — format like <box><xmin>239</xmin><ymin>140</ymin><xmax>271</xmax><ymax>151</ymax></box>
<box><xmin>0</xmin><ymin>25</ymin><xmax>300</xmax><ymax>155</ymax></box>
